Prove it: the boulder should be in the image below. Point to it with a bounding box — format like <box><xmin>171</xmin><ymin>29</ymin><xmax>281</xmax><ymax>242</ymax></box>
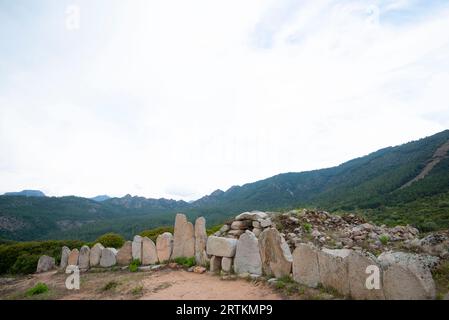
<box><xmin>210</xmin><ymin>256</ymin><xmax>222</xmax><ymax>272</ymax></box>
<box><xmin>206</xmin><ymin>236</ymin><xmax>238</xmax><ymax>258</ymax></box>
<box><xmin>259</xmin><ymin>219</ymin><xmax>272</xmax><ymax>228</ymax></box>
<box><xmin>116</xmin><ymin>241</ymin><xmax>133</xmax><ymax>265</ymax></box>
<box><xmin>172</xmin><ymin>213</ymin><xmax>195</xmax><ymax>259</ymax></box>
<box><xmin>90</xmin><ymin>243</ymin><xmax>104</xmax><ymax>267</ymax></box>
<box><xmin>259</xmin><ymin>228</ymin><xmax>292</xmax><ymax>278</ymax></box>
<box><xmin>195</xmin><ymin>217</ymin><xmax>208</xmax><ymax>266</ymax></box>
<box><xmin>60</xmin><ymin>246</ymin><xmax>70</xmax><ymax>269</ymax></box>
<box><xmin>231</xmin><ymin>220</ymin><xmax>252</xmax><ymax>230</ymax></box>
<box><xmin>222</xmin><ymin>257</ymin><xmax>233</xmax><ymax>273</ymax></box>
<box><xmin>292</xmin><ymin>243</ymin><xmax>320</xmax><ymax>288</ymax></box>
<box><xmin>156</xmin><ymin>232</ymin><xmax>173</xmax><ymax>262</ymax></box>
<box><xmin>100</xmin><ymin>248</ymin><xmax>118</xmax><ymax>267</ymax></box>
<box><xmin>378</xmin><ymin>251</ymin><xmax>436</xmax><ymax>300</ymax></box>
<box><xmin>317</xmin><ymin>248</ymin><xmax>351</xmax><ymax>296</ymax></box>
<box><xmin>78</xmin><ymin>245</ymin><xmax>91</xmax><ymax>271</ymax></box>
<box><xmin>132</xmin><ymin>235</ymin><xmax>143</xmax><ymax>261</ymax></box>
<box><xmin>347</xmin><ymin>251</ymin><xmax>385</xmax><ymax>300</ymax></box>
<box><xmin>36</xmin><ymin>255</ymin><xmax>56</xmax><ymax>273</ymax></box>
<box><xmin>68</xmin><ymin>248</ymin><xmax>79</xmax><ymax>266</ymax></box>
<box><xmin>142</xmin><ymin>237</ymin><xmax>158</xmax><ymax>265</ymax></box>
<box><xmin>234</xmin><ymin>230</ymin><xmax>262</xmax><ymax>275</ymax></box>
<box><xmin>235</xmin><ymin>211</ymin><xmax>268</xmax><ymax>221</ymax></box>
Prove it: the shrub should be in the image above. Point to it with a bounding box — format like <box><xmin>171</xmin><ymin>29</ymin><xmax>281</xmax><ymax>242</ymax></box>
<box><xmin>206</xmin><ymin>224</ymin><xmax>223</xmax><ymax>236</ymax></box>
<box><xmin>379</xmin><ymin>234</ymin><xmax>390</xmax><ymax>245</ymax></box>
<box><xmin>303</xmin><ymin>223</ymin><xmax>312</xmax><ymax>233</ymax></box>
<box><xmin>101</xmin><ymin>281</ymin><xmax>119</xmax><ymax>291</ymax></box>
<box><xmin>139</xmin><ymin>227</ymin><xmax>173</xmax><ymax>242</ymax></box>
<box><xmin>26</xmin><ymin>283</ymin><xmax>49</xmax><ymax>296</ymax></box>
<box><xmin>173</xmin><ymin>256</ymin><xmax>196</xmax><ymax>268</ymax></box>
<box><xmin>129</xmin><ymin>259</ymin><xmax>141</xmax><ymax>272</ymax></box>
<box><xmin>95</xmin><ymin>233</ymin><xmax>125</xmax><ymax>248</ymax></box>
<box><xmin>10</xmin><ymin>253</ymin><xmax>40</xmax><ymax>275</ymax></box>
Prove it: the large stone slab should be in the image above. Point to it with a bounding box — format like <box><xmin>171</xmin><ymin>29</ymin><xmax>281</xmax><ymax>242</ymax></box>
<box><xmin>210</xmin><ymin>256</ymin><xmax>222</xmax><ymax>272</ymax></box>
<box><xmin>235</xmin><ymin>211</ymin><xmax>268</xmax><ymax>221</ymax></box>
<box><xmin>234</xmin><ymin>230</ymin><xmax>262</xmax><ymax>275</ymax></box>
<box><xmin>259</xmin><ymin>228</ymin><xmax>292</xmax><ymax>278</ymax></box>
<box><xmin>78</xmin><ymin>245</ymin><xmax>91</xmax><ymax>271</ymax></box>
<box><xmin>68</xmin><ymin>248</ymin><xmax>79</xmax><ymax>266</ymax></box>
<box><xmin>156</xmin><ymin>232</ymin><xmax>173</xmax><ymax>262</ymax></box>
<box><xmin>90</xmin><ymin>243</ymin><xmax>104</xmax><ymax>267</ymax></box>
<box><xmin>222</xmin><ymin>257</ymin><xmax>233</xmax><ymax>273</ymax></box>
<box><xmin>142</xmin><ymin>237</ymin><xmax>158</xmax><ymax>265</ymax></box>
<box><xmin>195</xmin><ymin>217</ymin><xmax>208</xmax><ymax>266</ymax></box>
<box><xmin>100</xmin><ymin>248</ymin><xmax>117</xmax><ymax>267</ymax></box>
<box><xmin>347</xmin><ymin>251</ymin><xmax>385</xmax><ymax>300</ymax></box>
<box><xmin>378</xmin><ymin>251</ymin><xmax>436</xmax><ymax>300</ymax></box>
<box><xmin>317</xmin><ymin>248</ymin><xmax>351</xmax><ymax>296</ymax></box>
<box><xmin>132</xmin><ymin>235</ymin><xmax>143</xmax><ymax>261</ymax></box>
<box><xmin>206</xmin><ymin>236</ymin><xmax>238</xmax><ymax>258</ymax></box>
<box><xmin>60</xmin><ymin>246</ymin><xmax>70</xmax><ymax>269</ymax></box>
<box><xmin>172</xmin><ymin>213</ymin><xmax>195</xmax><ymax>259</ymax></box>
<box><xmin>36</xmin><ymin>255</ymin><xmax>56</xmax><ymax>273</ymax></box>
<box><xmin>292</xmin><ymin>243</ymin><xmax>320</xmax><ymax>288</ymax></box>
<box><xmin>116</xmin><ymin>241</ymin><xmax>133</xmax><ymax>265</ymax></box>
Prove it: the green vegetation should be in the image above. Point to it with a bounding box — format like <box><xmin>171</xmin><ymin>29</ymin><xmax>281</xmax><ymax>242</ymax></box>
<box><xmin>206</xmin><ymin>224</ymin><xmax>223</xmax><ymax>236</ymax></box>
<box><xmin>303</xmin><ymin>223</ymin><xmax>312</xmax><ymax>233</ymax></box>
<box><xmin>140</xmin><ymin>227</ymin><xmax>173</xmax><ymax>242</ymax></box>
<box><xmin>129</xmin><ymin>259</ymin><xmax>141</xmax><ymax>272</ymax></box>
<box><xmin>26</xmin><ymin>283</ymin><xmax>49</xmax><ymax>296</ymax></box>
<box><xmin>379</xmin><ymin>234</ymin><xmax>390</xmax><ymax>245</ymax></box>
<box><xmin>173</xmin><ymin>256</ymin><xmax>196</xmax><ymax>268</ymax></box>
<box><xmin>101</xmin><ymin>280</ymin><xmax>119</xmax><ymax>291</ymax></box>
<box><xmin>95</xmin><ymin>233</ymin><xmax>125</xmax><ymax>248</ymax></box>
<box><xmin>131</xmin><ymin>285</ymin><xmax>143</xmax><ymax>296</ymax></box>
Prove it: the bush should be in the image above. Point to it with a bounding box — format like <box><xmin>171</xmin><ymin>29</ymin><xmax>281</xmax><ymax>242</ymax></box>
<box><xmin>379</xmin><ymin>234</ymin><xmax>390</xmax><ymax>245</ymax></box>
<box><xmin>129</xmin><ymin>259</ymin><xmax>141</xmax><ymax>272</ymax></box>
<box><xmin>139</xmin><ymin>227</ymin><xmax>173</xmax><ymax>242</ymax></box>
<box><xmin>26</xmin><ymin>283</ymin><xmax>49</xmax><ymax>296</ymax></box>
<box><xmin>206</xmin><ymin>224</ymin><xmax>223</xmax><ymax>236</ymax></box>
<box><xmin>10</xmin><ymin>253</ymin><xmax>40</xmax><ymax>275</ymax></box>
<box><xmin>173</xmin><ymin>256</ymin><xmax>196</xmax><ymax>268</ymax></box>
<box><xmin>101</xmin><ymin>281</ymin><xmax>119</xmax><ymax>291</ymax></box>
<box><xmin>303</xmin><ymin>223</ymin><xmax>312</xmax><ymax>233</ymax></box>
<box><xmin>95</xmin><ymin>233</ymin><xmax>125</xmax><ymax>248</ymax></box>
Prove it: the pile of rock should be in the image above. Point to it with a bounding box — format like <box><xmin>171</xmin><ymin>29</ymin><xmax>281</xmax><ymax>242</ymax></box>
<box><xmin>213</xmin><ymin>211</ymin><xmax>274</xmax><ymax>238</ymax></box>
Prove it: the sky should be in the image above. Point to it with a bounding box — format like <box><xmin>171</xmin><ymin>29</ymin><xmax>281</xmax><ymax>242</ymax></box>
<box><xmin>1</xmin><ymin>0</ymin><xmax>449</xmax><ymax>201</ymax></box>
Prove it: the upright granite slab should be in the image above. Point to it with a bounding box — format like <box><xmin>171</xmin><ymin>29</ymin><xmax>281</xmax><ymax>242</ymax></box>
<box><xmin>172</xmin><ymin>214</ymin><xmax>195</xmax><ymax>259</ymax></box>
<box><xmin>234</xmin><ymin>230</ymin><xmax>262</xmax><ymax>275</ymax></box>
<box><xmin>259</xmin><ymin>228</ymin><xmax>292</xmax><ymax>278</ymax></box>
<box><xmin>156</xmin><ymin>232</ymin><xmax>173</xmax><ymax>262</ymax></box>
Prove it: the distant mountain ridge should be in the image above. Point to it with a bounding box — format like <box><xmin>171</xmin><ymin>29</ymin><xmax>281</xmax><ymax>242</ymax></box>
<box><xmin>3</xmin><ymin>190</ymin><xmax>46</xmax><ymax>197</ymax></box>
<box><xmin>1</xmin><ymin>129</ymin><xmax>449</xmax><ymax>241</ymax></box>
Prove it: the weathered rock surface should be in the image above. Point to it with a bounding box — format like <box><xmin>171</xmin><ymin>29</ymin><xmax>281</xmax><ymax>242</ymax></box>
<box><xmin>36</xmin><ymin>255</ymin><xmax>56</xmax><ymax>273</ymax></box>
<box><xmin>156</xmin><ymin>232</ymin><xmax>173</xmax><ymax>262</ymax></box>
<box><xmin>378</xmin><ymin>251</ymin><xmax>436</xmax><ymax>300</ymax></box>
<box><xmin>78</xmin><ymin>245</ymin><xmax>91</xmax><ymax>271</ymax></box>
<box><xmin>292</xmin><ymin>243</ymin><xmax>320</xmax><ymax>288</ymax></box>
<box><xmin>60</xmin><ymin>246</ymin><xmax>70</xmax><ymax>269</ymax></box>
<box><xmin>68</xmin><ymin>248</ymin><xmax>79</xmax><ymax>266</ymax></box>
<box><xmin>317</xmin><ymin>248</ymin><xmax>351</xmax><ymax>296</ymax></box>
<box><xmin>132</xmin><ymin>235</ymin><xmax>143</xmax><ymax>261</ymax></box>
<box><xmin>206</xmin><ymin>236</ymin><xmax>238</xmax><ymax>258</ymax></box>
<box><xmin>234</xmin><ymin>230</ymin><xmax>262</xmax><ymax>275</ymax></box>
<box><xmin>195</xmin><ymin>217</ymin><xmax>208</xmax><ymax>266</ymax></box>
<box><xmin>89</xmin><ymin>243</ymin><xmax>104</xmax><ymax>267</ymax></box>
<box><xmin>235</xmin><ymin>211</ymin><xmax>268</xmax><ymax>221</ymax></box>
<box><xmin>222</xmin><ymin>257</ymin><xmax>233</xmax><ymax>273</ymax></box>
<box><xmin>172</xmin><ymin>213</ymin><xmax>195</xmax><ymax>259</ymax></box>
<box><xmin>100</xmin><ymin>248</ymin><xmax>117</xmax><ymax>267</ymax></box>
<box><xmin>347</xmin><ymin>251</ymin><xmax>385</xmax><ymax>300</ymax></box>
<box><xmin>210</xmin><ymin>256</ymin><xmax>222</xmax><ymax>272</ymax></box>
<box><xmin>231</xmin><ymin>220</ymin><xmax>252</xmax><ymax>230</ymax></box>
<box><xmin>142</xmin><ymin>237</ymin><xmax>158</xmax><ymax>265</ymax></box>
<box><xmin>259</xmin><ymin>228</ymin><xmax>292</xmax><ymax>278</ymax></box>
<box><xmin>116</xmin><ymin>241</ymin><xmax>133</xmax><ymax>265</ymax></box>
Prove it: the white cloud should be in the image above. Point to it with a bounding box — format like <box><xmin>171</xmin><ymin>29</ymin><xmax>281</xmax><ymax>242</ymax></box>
<box><xmin>1</xmin><ymin>0</ymin><xmax>448</xmax><ymax>200</ymax></box>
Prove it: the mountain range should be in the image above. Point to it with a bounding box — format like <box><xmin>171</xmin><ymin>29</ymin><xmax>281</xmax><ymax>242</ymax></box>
<box><xmin>1</xmin><ymin>129</ymin><xmax>448</xmax><ymax>241</ymax></box>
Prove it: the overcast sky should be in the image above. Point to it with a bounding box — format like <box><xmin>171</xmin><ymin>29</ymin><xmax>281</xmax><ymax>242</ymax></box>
<box><xmin>1</xmin><ymin>0</ymin><xmax>448</xmax><ymax>200</ymax></box>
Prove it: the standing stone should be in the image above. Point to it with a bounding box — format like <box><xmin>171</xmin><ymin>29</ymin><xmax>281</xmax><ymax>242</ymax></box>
<box><xmin>156</xmin><ymin>232</ymin><xmax>173</xmax><ymax>262</ymax></box>
<box><xmin>210</xmin><ymin>256</ymin><xmax>222</xmax><ymax>272</ymax></box>
<box><xmin>206</xmin><ymin>236</ymin><xmax>238</xmax><ymax>257</ymax></box>
<box><xmin>172</xmin><ymin>213</ymin><xmax>195</xmax><ymax>259</ymax></box>
<box><xmin>36</xmin><ymin>255</ymin><xmax>56</xmax><ymax>273</ymax></box>
<box><xmin>222</xmin><ymin>257</ymin><xmax>233</xmax><ymax>273</ymax></box>
<box><xmin>317</xmin><ymin>248</ymin><xmax>351</xmax><ymax>296</ymax></box>
<box><xmin>78</xmin><ymin>245</ymin><xmax>91</xmax><ymax>271</ymax></box>
<box><xmin>116</xmin><ymin>241</ymin><xmax>133</xmax><ymax>265</ymax></box>
<box><xmin>132</xmin><ymin>235</ymin><xmax>143</xmax><ymax>261</ymax></box>
<box><xmin>100</xmin><ymin>248</ymin><xmax>118</xmax><ymax>267</ymax></box>
<box><xmin>259</xmin><ymin>228</ymin><xmax>292</xmax><ymax>278</ymax></box>
<box><xmin>142</xmin><ymin>237</ymin><xmax>158</xmax><ymax>265</ymax></box>
<box><xmin>347</xmin><ymin>251</ymin><xmax>385</xmax><ymax>300</ymax></box>
<box><xmin>195</xmin><ymin>217</ymin><xmax>208</xmax><ymax>266</ymax></box>
<box><xmin>234</xmin><ymin>230</ymin><xmax>262</xmax><ymax>276</ymax></box>
<box><xmin>378</xmin><ymin>251</ymin><xmax>436</xmax><ymax>300</ymax></box>
<box><xmin>60</xmin><ymin>246</ymin><xmax>70</xmax><ymax>269</ymax></box>
<box><xmin>68</xmin><ymin>248</ymin><xmax>79</xmax><ymax>266</ymax></box>
<box><xmin>292</xmin><ymin>243</ymin><xmax>320</xmax><ymax>288</ymax></box>
<box><xmin>90</xmin><ymin>243</ymin><xmax>104</xmax><ymax>267</ymax></box>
